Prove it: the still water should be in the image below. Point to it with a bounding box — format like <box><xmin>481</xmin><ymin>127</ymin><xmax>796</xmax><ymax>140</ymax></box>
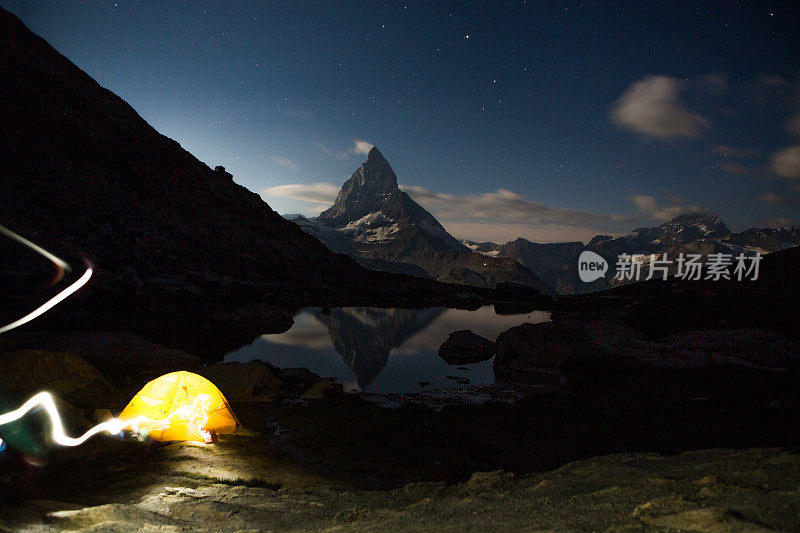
<box><xmin>225</xmin><ymin>306</ymin><xmax>549</xmax><ymax>394</ymax></box>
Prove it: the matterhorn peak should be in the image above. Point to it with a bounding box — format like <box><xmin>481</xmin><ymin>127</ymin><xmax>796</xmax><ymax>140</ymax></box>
<box><xmin>357</xmin><ymin>146</ymin><xmax>398</xmax><ymax>190</ymax></box>
<box><xmin>366</xmin><ymin>145</ymin><xmax>386</xmax><ymax>163</ymax></box>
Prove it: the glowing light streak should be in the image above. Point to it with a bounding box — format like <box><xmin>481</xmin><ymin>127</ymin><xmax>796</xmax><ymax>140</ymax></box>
<box><xmin>0</xmin><ymin>225</ymin><xmax>70</xmax><ymax>273</ymax></box>
<box><xmin>0</xmin><ymin>224</ymin><xmax>92</xmax><ymax>334</ymax></box>
<box><xmin>0</xmin><ymin>392</ymin><xmax>213</xmax><ymax>449</ymax></box>
<box><xmin>0</xmin><ymin>267</ymin><xmax>93</xmax><ymax>334</ymax></box>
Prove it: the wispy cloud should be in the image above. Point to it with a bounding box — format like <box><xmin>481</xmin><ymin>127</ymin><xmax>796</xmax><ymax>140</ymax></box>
<box><xmin>401</xmin><ymin>185</ymin><xmax>636</xmax><ymax>243</ymax></box>
<box><xmin>402</xmin><ymin>186</ymin><xmax>628</xmax><ymax>225</ymax></box>
<box><xmin>353</xmin><ymin>139</ymin><xmax>374</xmax><ymax>155</ymax></box>
<box><xmin>771</xmin><ymin>145</ymin><xmax>800</xmax><ymax>179</ymax></box>
<box><xmin>314</xmin><ymin>142</ymin><xmax>349</xmax><ymax>160</ymax></box>
<box><xmin>627</xmin><ymin>195</ymin><xmax>705</xmax><ymax>222</ymax></box>
<box><xmin>261</xmin><ymin>182</ymin><xmax>339</xmax><ymax>213</ymax></box>
<box><xmin>263</xmin><ymin>179</ymin><xmax>706</xmax><ymax>243</ymax></box>
<box><xmin>610</xmin><ymin>75</ymin><xmax>710</xmax><ymax>139</ymax></box>
<box><xmin>268</xmin><ymin>155</ymin><xmax>299</xmax><ymax>172</ymax></box>
<box><xmin>764</xmin><ymin>217</ymin><xmax>795</xmax><ymax>228</ymax></box>
<box><xmin>315</xmin><ymin>139</ymin><xmax>375</xmax><ymax>159</ymax></box>
<box><xmin>761</xmin><ymin>192</ymin><xmax>800</xmax><ymax>206</ymax></box>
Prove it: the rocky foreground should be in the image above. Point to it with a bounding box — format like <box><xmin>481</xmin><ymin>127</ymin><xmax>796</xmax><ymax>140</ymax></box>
<box><xmin>1</xmin><ymin>441</ymin><xmax>798</xmax><ymax>531</ymax></box>
<box><xmin>1</xmin><ymin>324</ymin><xmax>799</xmax><ymax>531</ymax></box>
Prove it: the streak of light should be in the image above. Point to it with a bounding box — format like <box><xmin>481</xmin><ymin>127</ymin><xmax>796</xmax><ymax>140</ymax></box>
<box><xmin>0</xmin><ymin>267</ymin><xmax>93</xmax><ymax>334</ymax></box>
<box><xmin>0</xmin><ymin>224</ymin><xmax>92</xmax><ymax>334</ymax></box>
<box><xmin>0</xmin><ymin>225</ymin><xmax>70</xmax><ymax>273</ymax></box>
<box><xmin>0</xmin><ymin>392</ymin><xmax>213</xmax><ymax>449</ymax></box>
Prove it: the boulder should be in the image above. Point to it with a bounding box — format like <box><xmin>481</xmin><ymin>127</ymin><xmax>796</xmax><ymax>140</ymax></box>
<box><xmin>301</xmin><ymin>378</ymin><xmax>343</xmax><ymax>400</ymax></box>
<box><xmin>279</xmin><ymin>367</ymin><xmax>323</xmax><ymax>396</ymax></box>
<box><xmin>0</xmin><ymin>349</ymin><xmax>110</xmax><ymax>398</ymax></box>
<box><xmin>198</xmin><ymin>361</ymin><xmax>282</xmax><ymax>402</ymax></box>
<box><xmin>438</xmin><ymin>330</ymin><xmax>497</xmax><ymax>365</ymax></box>
<box><xmin>8</xmin><ymin>331</ymin><xmax>200</xmax><ymax>384</ymax></box>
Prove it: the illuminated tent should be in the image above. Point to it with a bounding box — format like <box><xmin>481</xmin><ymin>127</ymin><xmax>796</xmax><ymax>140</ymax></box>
<box><xmin>119</xmin><ymin>371</ymin><xmax>239</xmax><ymax>442</ymax></box>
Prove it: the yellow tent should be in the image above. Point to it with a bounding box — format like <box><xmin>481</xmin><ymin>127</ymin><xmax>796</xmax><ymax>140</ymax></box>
<box><xmin>119</xmin><ymin>371</ymin><xmax>239</xmax><ymax>442</ymax></box>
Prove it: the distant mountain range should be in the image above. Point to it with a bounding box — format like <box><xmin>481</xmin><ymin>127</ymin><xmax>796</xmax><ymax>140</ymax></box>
<box><xmin>466</xmin><ymin>214</ymin><xmax>800</xmax><ymax>294</ymax></box>
<box><xmin>287</xmin><ymin>147</ymin><xmax>555</xmax><ymax>294</ymax></box>
<box><xmin>287</xmin><ymin>144</ymin><xmax>799</xmax><ymax>295</ymax></box>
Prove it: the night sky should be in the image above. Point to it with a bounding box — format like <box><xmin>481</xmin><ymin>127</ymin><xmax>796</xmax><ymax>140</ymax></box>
<box><xmin>4</xmin><ymin>1</ymin><xmax>800</xmax><ymax>242</ymax></box>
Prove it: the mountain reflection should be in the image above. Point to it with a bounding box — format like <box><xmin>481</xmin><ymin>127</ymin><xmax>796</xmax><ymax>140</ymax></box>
<box><xmin>312</xmin><ymin>307</ymin><xmax>445</xmax><ymax>388</ymax></box>
<box><xmin>225</xmin><ymin>306</ymin><xmax>549</xmax><ymax>394</ymax></box>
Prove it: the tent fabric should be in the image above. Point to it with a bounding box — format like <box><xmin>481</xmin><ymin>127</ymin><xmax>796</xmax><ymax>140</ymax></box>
<box><xmin>119</xmin><ymin>371</ymin><xmax>239</xmax><ymax>442</ymax></box>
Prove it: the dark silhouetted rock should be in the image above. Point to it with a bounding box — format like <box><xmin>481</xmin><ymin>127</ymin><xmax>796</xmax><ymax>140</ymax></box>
<box><xmin>0</xmin><ymin>349</ymin><xmax>110</xmax><ymax>399</ymax></box>
<box><xmin>301</xmin><ymin>379</ymin><xmax>343</xmax><ymax>400</ymax></box>
<box><xmin>0</xmin><ymin>7</ymin><xmax>404</xmax><ymax>301</ymax></box>
<box><xmin>494</xmin><ymin>316</ymin><xmax>800</xmax><ymax>388</ymax></box>
<box><xmin>438</xmin><ymin>330</ymin><xmax>497</xmax><ymax>365</ymax></box>
<box><xmin>199</xmin><ymin>361</ymin><xmax>281</xmax><ymax>402</ymax></box>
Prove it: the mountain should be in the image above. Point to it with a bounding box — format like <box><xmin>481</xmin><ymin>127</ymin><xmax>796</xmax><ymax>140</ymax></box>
<box><xmin>0</xmin><ymin>7</ymin><xmax>395</xmax><ymax>299</ymax></box>
<box><xmin>491</xmin><ymin>214</ymin><xmax>800</xmax><ymax>295</ymax></box>
<box><xmin>312</xmin><ymin>307</ymin><xmax>444</xmax><ymax>389</ymax></box>
<box><xmin>498</xmin><ymin>239</ymin><xmax>584</xmax><ymax>275</ymax></box>
<box><xmin>722</xmin><ymin>226</ymin><xmax>800</xmax><ymax>254</ymax></box>
<box><xmin>462</xmin><ymin>240</ymin><xmax>501</xmax><ymax>256</ymax></box>
<box><xmin>289</xmin><ymin>148</ymin><xmax>555</xmax><ymax>294</ymax></box>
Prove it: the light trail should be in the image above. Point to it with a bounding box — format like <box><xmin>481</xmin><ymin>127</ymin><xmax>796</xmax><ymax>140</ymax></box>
<box><xmin>0</xmin><ymin>225</ymin><xmax>70</xmax><ymax>273</ymax></box>
<box><xmin>0</xmin><ymin>392</ymin><xmax>213</xmax><ymax>449</ymax></box>
<box><xmin>0</xmin><ymin>224</ymin><xmax>92</xmax><ymax>334</ymax></box>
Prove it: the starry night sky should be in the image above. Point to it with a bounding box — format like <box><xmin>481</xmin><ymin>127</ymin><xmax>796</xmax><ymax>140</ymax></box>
<box><xmin>4</xmin><ymin>0</ymin><xmax>800</xmax><ymax>242</ymax></box>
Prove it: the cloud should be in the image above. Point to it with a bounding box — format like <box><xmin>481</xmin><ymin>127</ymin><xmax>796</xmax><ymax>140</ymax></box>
<box><xmin>761</xmin><ymin>192</ymin><xmax>800</xmax><ymax>206</ymax></box>
<box><xmin>770</xmin><ymin>144</ymin><xmax>800</xmax><ymax>179</ymax></box>
<box><xmin>261</xmin><ymin>182</ymin><xmax>339</xmax><ymax>212</ymax></box>
<box><xmin>315</xmin><ymin>139</ymin><xmax>375</xmax><ymax>159</ymax></box>
<box><xmin>764</xmin><ymin>217</ymin><xmax>794</xmax><ymax>228</ymax></box>
<box><xmin>353</xmin><ymin>139</ymin><xmax>374</xmax><ymax>155</ymax></box>
<box><xmin>610</xmin><ymin>75</ymin><xmax>710</xmax><ymax>138</ymax></box>
<box><xmin>263</xmin><ymin>180</ymin><xmax>707</xmax><ymax>243</ymax></box>
<box><xmin>268</xmin><ymin>156</ymin><xmax>299</xmax><ymax>171</ymax></box>
<box><xmin>315</xmin><ymin>142</ymin><xmax>349</xmax><ymax>160</ymax></box>
<box><xmin>400</xmin><ymin>185</ymin><xmax>636</xmax><ymax>243</ymax></box>
<box><xmin>628</xmin><ymin>195</ymin><xmax>705</xmax><ymax>222</ymax></box>
<box><xmin>403</xmin><ymin>186</ymin><xmax>628</xmax><ymax>226</ymax></box>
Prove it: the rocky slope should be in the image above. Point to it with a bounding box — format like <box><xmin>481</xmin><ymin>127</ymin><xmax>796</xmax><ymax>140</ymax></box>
<box><xmin>0</xmin><ymin>7</ymin><xmax>400</xmax><ymax>301</ymax></box>
<box><xmin>497</xmin><ymin>238</ymin><xmax>584</xmax><ymax>275</ymax></box>
<box><xmin>289</xmin><ymin>148</ymin><xmax>554</xmax><ymax>293</ymax></box>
